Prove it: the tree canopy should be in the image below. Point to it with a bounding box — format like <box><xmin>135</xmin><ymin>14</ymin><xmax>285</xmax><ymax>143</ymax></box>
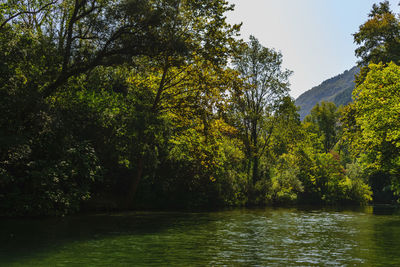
<box><xmin>0</xmin><ymin>0</ymin><xmax>385</xmax><ymax>216</ymax></box>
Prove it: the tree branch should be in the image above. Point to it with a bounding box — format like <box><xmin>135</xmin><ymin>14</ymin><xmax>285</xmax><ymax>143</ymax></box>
<box><xmin>0</xmin><ymin>1</ymin><xmax>56</xmax><ymax>30</ymax></box>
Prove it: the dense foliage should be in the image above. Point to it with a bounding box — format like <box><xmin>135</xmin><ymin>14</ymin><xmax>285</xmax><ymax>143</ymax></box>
<box><xmin>343</xmin><ymin>63</ymin><xmax>400</xmax><ymax>202</ymax></box>
<box><xmin>341</xmin><ymin>0</ymin><xmax>400</xmax><ymax>203</ymax></box>
<box><xmin>2</xmin><ymin>0</ymin><xmax>398</xmax><ymax>216</ymax></box>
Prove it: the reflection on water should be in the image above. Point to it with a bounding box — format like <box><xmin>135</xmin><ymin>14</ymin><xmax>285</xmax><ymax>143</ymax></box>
<box><xmin>1</xmin><ymin>206</ymin><xmax>400</xmax><ymax>266</ymax></box>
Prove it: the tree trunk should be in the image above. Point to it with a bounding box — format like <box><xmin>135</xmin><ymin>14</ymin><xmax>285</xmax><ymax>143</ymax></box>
<box><xmin>252</xmin><ymin>155</ymin><xmax>259</xmax><ymax>184</ymax></box>
<box><xmin>251</xmin><ymin>121</ymin><xmax>259</xmax><ymax>185</ymax></box>
<box><xmin>126</xmin><ymin>57</ymin><xmax>168</xmax><ymax>207</ymax></box>
<box><xmin>126</xmin><ymin>157</ymin><xmax>144</xmax><ymax>207</ymax></box>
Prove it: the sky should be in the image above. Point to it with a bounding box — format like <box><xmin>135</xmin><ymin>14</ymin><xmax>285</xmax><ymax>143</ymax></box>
<box><xmin>226</xmin><ymin>0</ymin><xmax>400</xmax><ymax>98</ymax></box>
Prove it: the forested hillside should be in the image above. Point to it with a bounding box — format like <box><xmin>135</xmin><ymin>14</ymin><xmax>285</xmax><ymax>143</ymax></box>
<box><xmin>296</xmin><ymin>66</ymin><xmax>359</xmax><ymax>120</ymax></box>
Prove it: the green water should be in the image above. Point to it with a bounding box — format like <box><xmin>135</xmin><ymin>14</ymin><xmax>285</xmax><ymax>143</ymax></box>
<box><xmin>1</xmin><ymin>207</ymin><xmax>400</xmax><ymax>266</ymax></box>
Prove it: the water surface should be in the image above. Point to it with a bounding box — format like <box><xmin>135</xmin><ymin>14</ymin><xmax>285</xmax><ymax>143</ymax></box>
<box><xmin>1</xmin><ymin>207</ymin><xmax>400</xmax><ymax>266</ymax></box>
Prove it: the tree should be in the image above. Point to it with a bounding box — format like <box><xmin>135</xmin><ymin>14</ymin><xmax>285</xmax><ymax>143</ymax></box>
<box><xmin>353</xmin><ymin>1</ymin><xmax>400</xmax><ymax>84</ymax></box>
<box><xmin>1</xmin><ymin>0</ymin><xmax>235</xmax><ymax>97</ymax></box>
<box><xmin>304</xmin><ymin>101</ymin><xmax>339</xmax><ymax>153</ymax></box>
<box><xmin>232</xmin><ymin>36</ymin><xmax>292</xmax><ymax>185</ymax></box>
<box><xmin>126</xmin><ymin>56</ymin><xmax>243</xmax><ymax>206</ymax></box>
<box><xmin>121</xmin><ymin>0</ymin><xmax>241</xmax><ymax>203</ymax></box>
<box><xmin>350</xmin><ymin>62</ymin><xmax>400</xmax><ymax>197</ymax></box>
<box><xmin>354</xmin><ymin>1</ymin><xmax>400</xmax><ymax>66</ymax></box>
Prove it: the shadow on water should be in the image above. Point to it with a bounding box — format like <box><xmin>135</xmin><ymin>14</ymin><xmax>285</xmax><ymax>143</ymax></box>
<box><xmin>1</xmin><ymin>206</ymin><xmax>400</xmax><ymax>266</ymax></box>
<box><xmin>370</xmin><ymin>204</ymin><xmax>400</xmax><ymax>215</ymax></box>
<box><xmin>0</xmin><ymin>211</ymin><xmax>217</xmax><ymax>265</ymax></box>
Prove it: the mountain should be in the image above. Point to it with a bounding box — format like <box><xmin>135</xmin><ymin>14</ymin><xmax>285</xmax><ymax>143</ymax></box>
<box><xmin>295</xmin><ymin>66</ymin><xmax>359</xmax><ymax>120</ymax></box>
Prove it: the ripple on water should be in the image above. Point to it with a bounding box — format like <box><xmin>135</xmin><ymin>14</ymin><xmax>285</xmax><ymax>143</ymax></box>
<box><xmin>2</xmin><ymin>207</ymin><xmax>400</xmax><ymax>266</ymax></box>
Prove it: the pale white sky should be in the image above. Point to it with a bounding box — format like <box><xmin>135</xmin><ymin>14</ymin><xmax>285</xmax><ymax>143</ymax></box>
<box><xmin>226</xmin><ymin>0</ymin><xmax>400</xmax><ymax>98</ymax></box>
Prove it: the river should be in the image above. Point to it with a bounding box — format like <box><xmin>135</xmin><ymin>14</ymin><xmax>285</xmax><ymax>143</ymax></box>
<box><xmin>1</xmin><ymin>206</ymin><xmax>400</xmax><ymax>266</ymax></box>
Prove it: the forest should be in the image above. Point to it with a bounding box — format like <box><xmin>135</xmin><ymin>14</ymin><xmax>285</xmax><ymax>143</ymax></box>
<box><xmin>0</xmin><ymin>0</ymin><xmax>399</xmax><ymax>216</ymax></box>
